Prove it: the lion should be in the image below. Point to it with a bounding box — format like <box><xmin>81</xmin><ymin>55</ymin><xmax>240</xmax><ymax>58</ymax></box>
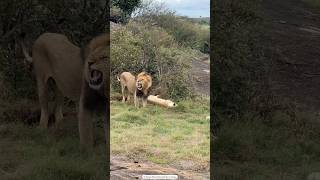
<box><xmin>117</xmin><ymin>72</ymin><xmax>136</xmax><ymax>103</ymax></box>
<box><xmin>147</xmin><ymin>95</ymin><xmax>177</xmax><ymax>108</ymax></box>
<box><xmin>135</xmin><ymin>72</ymin><xmax>152</xmax><ymax>108</ymax></box>
<box><xmin>21</xmin><ymin>32</ymin><xmax>109</xmax><ymax>146</ymax></box>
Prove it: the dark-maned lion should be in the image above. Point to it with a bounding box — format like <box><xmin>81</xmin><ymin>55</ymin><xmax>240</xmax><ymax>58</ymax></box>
<box><xmin>117</xmin><ymin>72</ymin><xmax>136</xmax><ymax>103</ymax></box>
<box><xmin>21</xmin><ymin>33</ymin><xmax>109</xmax><ymax>146</ymax></box>
<box><xmin>135</xmin><ymin>72</ymin><xmax>152</xmax><ymax>108</ymax></box>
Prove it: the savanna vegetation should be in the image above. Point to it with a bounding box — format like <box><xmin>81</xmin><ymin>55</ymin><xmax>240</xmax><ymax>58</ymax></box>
<box><xmin>212</xmin><ymin>0</ymin><xmax>320</xmax><ymax>179</ymax></box>
<box><xmin>110</xmin><ymin>0</ymin><xmax>210</xmax><ymax>175</ymax></box>
<box><xmin>111</xmin><ymin>0</ymin><xmax>209</xmax><ymax>99</ymax></box>
<box><xmin>0</xmin><ymin>1</ymin><xmax>108</xmax><ymax>179</ymax></box>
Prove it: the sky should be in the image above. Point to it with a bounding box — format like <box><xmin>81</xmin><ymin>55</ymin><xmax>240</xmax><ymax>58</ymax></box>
<box><xmin>152</xmin><ymin>0</ymin><xmax>210</xmax><ymax>18</ymax></box>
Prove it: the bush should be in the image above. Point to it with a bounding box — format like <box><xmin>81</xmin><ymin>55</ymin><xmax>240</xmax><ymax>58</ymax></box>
<box><xmin>133</xmin><ymin>1</ymin><xmax>210</xmax><ymax>53</ymax></box>
<box><xmin>150</xmin><ymin>15</ymin><xmax>209</xmax><ymax>53</ymax></box>
<box><xmin>111</xmin><ymin>21</ymin><xmax>195</xmax><ymax>100</ymax></box>
<box><xmin>111</xmin><ymin>0</ymin><xmax>141</xmax><ymax>23</ymax></box>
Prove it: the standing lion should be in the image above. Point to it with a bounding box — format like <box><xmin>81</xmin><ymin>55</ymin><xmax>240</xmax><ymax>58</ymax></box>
<box><xmin>21</xmin><ymin>33</ymin><xmax>109</xmax><ymax>146</ymax></box>
<box><xmin>117</xmin><ymin>72</ymin><xmax>136</xmax><ymax>103</ymax></box>
<box><xmin>135</xmin><ymin>72</ymin><xmax>152</xmax><ymax>108</ymax></box>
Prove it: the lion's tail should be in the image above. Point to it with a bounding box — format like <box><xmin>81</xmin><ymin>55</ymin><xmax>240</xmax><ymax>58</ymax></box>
<box><xmin>20</xmin><ymin>42</ymin><xmax>33</xmax><ymax>63</ymax></box>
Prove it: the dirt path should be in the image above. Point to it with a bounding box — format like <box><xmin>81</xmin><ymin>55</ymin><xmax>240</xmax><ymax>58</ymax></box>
<box><xmin>192</xmin><ymin>56</ymin><xmax>210</xmax><ymax>96</ymax></box>
<box><xmin>110</xmin><ymin>156</ymin><xmax>209</xmax><ymax>180</ymax></box>
<box><xmin>262</xmin><ymin>0</ymin><xmax>320</xmax><ymax>110</ymax></box>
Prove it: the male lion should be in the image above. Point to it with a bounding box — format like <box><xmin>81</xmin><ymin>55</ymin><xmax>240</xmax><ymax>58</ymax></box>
<box><xmin>135</xmin><ymin>72</ymin><xmax>152</xmax><ymax>108</ymax></box>
<box><xmin>117</xmin><ymin>72</ymin><xmax>136</xmax><ymax>103</ymax></box>
<box><xmin>21</xmin><ymin>33</ymin><xmax>109</xmax><ymax>145</ymax></box>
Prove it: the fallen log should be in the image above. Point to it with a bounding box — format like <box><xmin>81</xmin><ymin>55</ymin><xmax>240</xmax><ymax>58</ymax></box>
<box><xmin>147</xmin><ymin>95</ymin><xmax>177</xmax><ymax>108</ymax></box>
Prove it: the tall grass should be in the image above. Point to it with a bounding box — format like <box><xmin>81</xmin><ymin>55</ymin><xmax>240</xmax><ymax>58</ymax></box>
<box><xmin>213</xmin><ymin>111</ymin><xmax>320</xmax><ymax>179</ymax></box>
<box><xmin>0</xmin><ymin>103</ymin><xmax>107</xmax><ymax>180</ymax></box>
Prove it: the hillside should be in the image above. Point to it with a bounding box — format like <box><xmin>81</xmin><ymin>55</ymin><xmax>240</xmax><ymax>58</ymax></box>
<box><xmin>189</xmin><ymin>17</ymin><xmax>210</xmax><ymax>24</ymax></box>
<box><xmin>262</xmin><ymin>0</ymin><xmax>320</xmax><ymax>111</ymax></box>
<box><xmin>213</xmin><ymin>0</ymin><xmax>320</xmax><ymax>179</ymax></box>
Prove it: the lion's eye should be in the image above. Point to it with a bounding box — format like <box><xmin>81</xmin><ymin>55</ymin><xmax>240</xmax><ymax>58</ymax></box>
<box><xmin>88</xmin><ymin>62</ymin><xmax>94</xmax><ymax>67</ymax></box>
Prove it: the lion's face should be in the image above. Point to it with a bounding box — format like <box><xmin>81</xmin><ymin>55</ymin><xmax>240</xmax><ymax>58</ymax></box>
<box><xmin>84</xmin><ymin>46</ymin><xmax>108</xmax><ymax>91</ymax></box>
<box><xmin>136</xmin><ymin>78</ymin><xmax>149</xmax><ymax>91</ymax></box>
<box><xmin>136</xmin><ymin>72</ymin><xmax>152</xmax><ymax>92</ymax></box>
<box><xmin>136</xmin><ymin>79</ymin><xmax>144</xmax><ymax>91</ymax></box>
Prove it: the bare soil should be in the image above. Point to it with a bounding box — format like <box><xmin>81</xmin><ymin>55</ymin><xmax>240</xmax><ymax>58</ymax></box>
<box><xmin>192</xmin><ymin>56</ymin><xmax>210</xmax><ymax>96</ymax></box>
<box><xmin>110</xmin><ymin>155</ymin><xmax>209</xmax><ymax>180</ymax></box>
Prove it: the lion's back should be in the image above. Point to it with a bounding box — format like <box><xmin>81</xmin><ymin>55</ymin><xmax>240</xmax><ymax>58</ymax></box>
<box><xmin>32</xmin><ymin>33</ymin><xmax>83</xmax><ymax>100</ymax></box>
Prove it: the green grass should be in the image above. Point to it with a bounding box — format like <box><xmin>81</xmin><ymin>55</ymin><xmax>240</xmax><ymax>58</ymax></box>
<box><xmin>110</xmin><ymin>96</ymin><xmax>210</xmax><ymax>170</ymax></box>
<box><xmin>0</xmin><ymin>102</ymin><xmax>107</xmax><ymax>180</ymax></box>
<box><xmin>213</xmin><ymin>111</ymin><xmax>320</xmax><ymax>180</ymax></box>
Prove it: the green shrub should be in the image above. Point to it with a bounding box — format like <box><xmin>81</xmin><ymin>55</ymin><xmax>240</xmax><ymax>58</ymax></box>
<box><xmin>151</xmin><ymin>14</ymin><xmax>209</xmax><ymax>53</ymax></box>
<box><xmin>111</xmin><ymin>0</ymin><xmax>141</xmax><ymax>23</ymax></box>
<box><xmin>133</xmin><ymin>1</ymin><xmax>209</xmax><ymax>53</ymax></box>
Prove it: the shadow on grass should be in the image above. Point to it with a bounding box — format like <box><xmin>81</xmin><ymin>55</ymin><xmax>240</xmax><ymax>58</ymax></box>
<box><xmin>0</xmin><ymin>108</ymin><xmax>107</xmax><ymax>180</ymax></box>
<box><xmin>213</xmin><ymin>111</ymin><xmax>320</xmax><ymax>180</ymax></box>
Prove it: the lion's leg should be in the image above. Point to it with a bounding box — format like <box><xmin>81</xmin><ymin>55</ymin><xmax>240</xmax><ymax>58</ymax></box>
<box><xmin>78</xmin><ymin>96</ymin><xmax>94</xmax><ymax>146</ymax></box>
<box><xmin>142</xmin><ymin>97</ymin><xmax>147</xmax><ymax>107</ymax></box>
<box><xmin>134</xmin><ymin>92</ymin><xmax>138</xmax><ymax>107</ymax></box>
<box><xmin>121</xmin><ymin>85</ymin><xmax>126</xmax><ymax>103</ymax></box>
<box><xmin>38</xmin><ymin>81</ymin><xmax>49</xmax><ymax>129</ymax></box>
<box><xmin>54</xmin><ymin>88</ymin><xmax>64</xmax><ymax>128</ymax></box>
<box><xmin>137</xmin><ymin>97</ymin><xmax>142</xmax><ymax>108</ymax></box>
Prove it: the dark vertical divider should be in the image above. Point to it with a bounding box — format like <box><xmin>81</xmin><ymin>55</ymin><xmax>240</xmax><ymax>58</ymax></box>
<box><xmin>210</xmin><ymin>0</ymin><xmax>215</xmax><ymax>179</ymax></box>
<box><xmin>105</xmin><ymin>0</ymin><xmax>111</xmax><ymax>179</ymax></box>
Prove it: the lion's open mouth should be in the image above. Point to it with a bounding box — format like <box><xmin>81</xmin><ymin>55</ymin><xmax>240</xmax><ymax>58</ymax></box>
<box><xmin>137</xmin><ymin>83</ymin><xmax>142</xmax><ymax>90</ymax></box>
<box><xmin>89</xmin><ymin>69</ymin><xmax>103</xmax><ymax>89</ymax></box>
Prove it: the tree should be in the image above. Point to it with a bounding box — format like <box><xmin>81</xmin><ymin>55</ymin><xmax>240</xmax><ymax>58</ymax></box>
<box><xmin>111</xmin><ymin>0</ymin><xmax>141</xmax><ymax>23</ymax></box>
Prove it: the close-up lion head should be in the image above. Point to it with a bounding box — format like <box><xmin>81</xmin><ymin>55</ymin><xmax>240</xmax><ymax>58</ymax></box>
<box><xmin>20</xmin><ymin>32</ymin><xmax>109</xmax><ymax>146</ymax></box>
<box><xmin>83</xmin><ymin>34</ymin><xmax>109</xmax><ymax>95</ymax></box>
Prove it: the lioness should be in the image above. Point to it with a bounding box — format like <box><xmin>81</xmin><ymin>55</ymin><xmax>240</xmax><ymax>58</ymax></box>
<box><xmin>117</xmin><ymin>72</ymin><xmax>136</xmax><ymax>103</ymax></box>
<box><xmin>21</xmin><ymin>33</ymin><xmax>109</xmax><ymax>145</ymax></box>
<box><xmin>135</xmin><ymin>72</ymin><xmax>152</xmax><ymax>108</ymax></box>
